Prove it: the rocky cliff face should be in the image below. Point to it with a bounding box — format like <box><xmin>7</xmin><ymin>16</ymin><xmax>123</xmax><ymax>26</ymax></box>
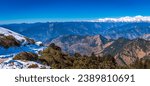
<box><xmin>101</xmin><ymin>38</ymin><xmax>131</xmax><ymax>56</ymax></box>
<box><xmin>102</xmin><ymin>38</ymin><xmax>150</xmax><ymax>66</ymax></box>
<box><xmin>51</xmin><ymin>34</ymin><xmax>150</xmax><ymax>66</ymax></box>
<box><xmin>114</xmin><ymin>39</ymin><xmax>150</xmax><ymax>65</ymax></box>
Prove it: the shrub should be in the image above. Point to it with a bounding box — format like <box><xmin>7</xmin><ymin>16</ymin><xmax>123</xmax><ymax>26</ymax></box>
<box><xmin>28</xmin><ymin>64</ymin><xmax>39</xmax><ymax>68</ymax></box>
<box><xmin>39</xmin><ymin>44</ymin><xmax>73</xmax><ymax>68</ymax></box>
<box><xmin>49</xmin><ymin>43</ymin><xmax>61</xmax><ymax>51</ymax></box>
<box><xmin>25</xmin><ymin>37</ymin><xmax>35</xmax><ymax>44</ymax></box>
<box><xmin>13</xmin><ymin>52</ymin><xmax>38</xmax><ymax>61</ymax></box>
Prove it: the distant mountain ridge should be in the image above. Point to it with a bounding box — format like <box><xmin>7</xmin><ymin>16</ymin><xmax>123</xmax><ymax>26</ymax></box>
<box><xmin>50</xmin><ymin>34</ymin><xmax>111</xmax><ymax>56</ymax></box>
<box><xmin>0</xmin><ymin>16</ymin><xmax>150</xmax><ymax>68</ymax></box>
<box><xmin>114</xmin><ymin>38</ymin><xmax>150</xmax><ymax>65</ymax></box>
<box><xmin>1</xmin><ymin>21</ymin><xmax>150</xmax><ymax>42</ymax></box>
<box><xmin>51</xmin><ymin>34</ymin><xmax>150</xmax><ymax>65</ymax></box>
<box><xmin>0</xmin><ymin>21</ymin><xmax>150</xmax><ymax>68</ymax></box>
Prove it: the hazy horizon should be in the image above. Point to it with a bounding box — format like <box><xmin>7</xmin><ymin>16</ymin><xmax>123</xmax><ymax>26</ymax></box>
<box><xmin>0</xmin><ymin>0</ymin><xmax>150</xmax><ymax>24</ymax></box>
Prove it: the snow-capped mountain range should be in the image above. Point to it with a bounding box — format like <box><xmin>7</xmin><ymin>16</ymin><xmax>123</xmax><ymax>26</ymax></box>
<box><xmin>91</xmin><ymin>15</ymin><xmax>150</xmax><ymax>22</ymax></box>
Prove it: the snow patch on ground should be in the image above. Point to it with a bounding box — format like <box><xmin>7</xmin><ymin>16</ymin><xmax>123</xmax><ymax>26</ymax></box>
<box><xmin>141</xmin><ymin>34</ymin><xmax>150</xmax><ymax>41</ymax></box>
<box><xmin>0</xmin><ymin>27</ymin><xmax>48</xmax><ymax>69</ymax></box>
<box><xmin>0</xmin><ymin>44</ymin><xmax>45</xmax><ymax>56</ymax></box>
<box><xmin>0</xmin><ymin>58</ymin><xmax>50</xmax><ymax>69</ymax></box>
<box><xmin>0</xmin><ymin>44</ymin><xmax>47</xmax><ymax>69</ymax></box>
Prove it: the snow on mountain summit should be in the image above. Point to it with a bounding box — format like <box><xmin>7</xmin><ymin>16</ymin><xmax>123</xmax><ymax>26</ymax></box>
<box><xmin>92</xmin><ymin>15</ymin><xmax>150</xmax><ymax>22</ymax></box>
<box><xmin>0</xmin><ymin>27</ymin><xmax>44</xmax><ymax>55</ymax></box>
<box><xmin>0</xmin><ymin>27</ymin><xmax>26</xmax><ymax>42</ymax></box>
<box><xmin>0</xmin><ymin>27</ymin><xmax>39</xmax><ymax>46</ymax></box>
<box><xmin>0</xmin><ymin>27</ymin><xmax>47</xmax><ymax>69</ymax></box>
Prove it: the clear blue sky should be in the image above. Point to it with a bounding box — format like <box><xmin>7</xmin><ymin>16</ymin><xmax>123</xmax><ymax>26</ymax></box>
<box><xmin>0</xmin><ymin>0</ymin><xmax>150</xmax><ymax>24</ymax></box>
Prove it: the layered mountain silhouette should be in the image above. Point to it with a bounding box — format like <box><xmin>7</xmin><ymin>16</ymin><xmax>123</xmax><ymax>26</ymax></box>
<box><xmin>50</xmin><ymin>35</ymin><xmax>150</xmax><ymax>66</ymax></box>
<box><xmin>1</xmin><ymin>22</ymin><xmax>150</xmax><ymax>42</ymax></box>
<box><xmin>0</xmin><ymin>17</ymin><xmax>150</xmax><ymax>69</ymax></box>
<box><xmin>50</xmin><ymin>34</ymin><xmax>111</xmax><ymax>56</ymax></box>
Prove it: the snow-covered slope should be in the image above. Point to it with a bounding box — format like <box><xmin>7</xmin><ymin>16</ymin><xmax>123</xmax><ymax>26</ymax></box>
<box><xmin>0</xmin><ymin>27</ymin><xmax>44</xmax><ymax>55</ymax></box>
<box><xmin>0</xmin><ymin>27</ymin><xmax>48</xmax><ymax>69</ymax></box>
<box><xmin>91</xmin><ymin>15</ymin><xmax>150</xmax><ymax>22</ymax></box>
<box><xmin>0</xmin><ymin>27</ymin><xmax>26</xmax><ymax>44</ymax></box>
<box><xmin>141</xmin><ymin>34</ymin><xmax>150</xmax><ymax>41</ymax></box>
<box><xmin>0</xmin><ymin>58</ymin><xmax>50</xmax><ymax>69</ymax></box>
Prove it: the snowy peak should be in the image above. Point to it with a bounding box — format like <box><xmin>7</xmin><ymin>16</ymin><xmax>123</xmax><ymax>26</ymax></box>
<box><xmin>0</xmin><ymin>27</ymin><xmax>37</xmax><ymax>46</ymax></box>
<box><xmin>0</xmin><ymin>27</ymin><xmax>46</xmax><ymax>69</ymax></box>
<box><xmin>0</xmin><ymin>27</ymin><xmax>26</xmax><ymax>42</ymax></box>
<box><xmin>92</xmin><ymin>15</ymin><xmax>150</xmax><ymax>22</ymax></box>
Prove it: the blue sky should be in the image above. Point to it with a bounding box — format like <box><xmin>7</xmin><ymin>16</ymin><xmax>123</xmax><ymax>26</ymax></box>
<box><xmin>0</xmin><ymin>0</ymin><xmax>150</xmax><ymax>24</ymax></box>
